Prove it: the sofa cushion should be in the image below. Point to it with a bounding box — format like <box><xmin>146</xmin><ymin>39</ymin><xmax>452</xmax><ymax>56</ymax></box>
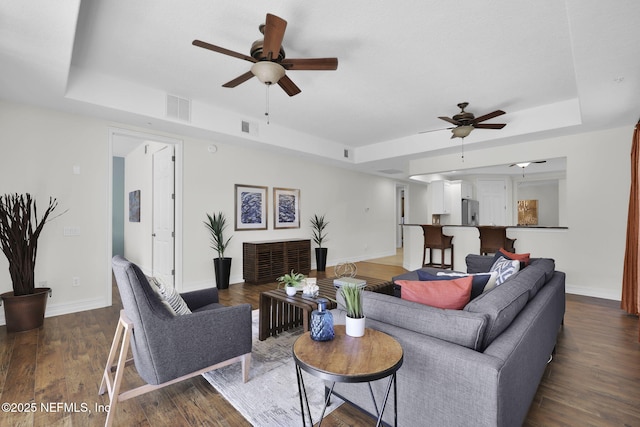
<box><xmin>466</xmin><ymin>254</ymin><xmax>496</xmax><ymax>274</ymax></box>
<box><xmin>396</xmin><ymin>276</ymin><xmax>473</xmax><ymax>309</ymax></box>
<box><xmin>464</xmin><ymin>266</ymin><xmax>547</xmax><ymax>349</ymax></box>
<box><xmin>357</xmin><ymin>291</ymin><xmax>489</xmax><ymax>350</ymax></box>
<box><xmin>434</xmin><ymin>271</ymin><xmax>498</xmax><ymax>298</ymax></box>
<box><xmin>490</xmin><ymin>256</ymin><xmax>521</xmax><ymax>286</ymax></box>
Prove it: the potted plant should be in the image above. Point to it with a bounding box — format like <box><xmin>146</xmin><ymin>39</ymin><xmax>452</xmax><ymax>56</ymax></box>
<box><xmin>277</xmin><ymin>269</ymin><xmax>305</xmax><ymax>296</ymax></box>
<box><xmin>338</xmin><ymin>282</ymin><xmax>366</xmax><ymax>337</ymax></box>
<box><xmin>310</xmin><ymin>214</ymin><xmax>329</xmax><ymax>271</ymax></box>
<box><xmin>204</xmin><ymin>211</ymin><xmax>233</xmax><ymax>289</ymax></box>
<box><xmin>0</xmin><ymin>193</ymin><xmax>61</xmax><ymax>332</ymax></box>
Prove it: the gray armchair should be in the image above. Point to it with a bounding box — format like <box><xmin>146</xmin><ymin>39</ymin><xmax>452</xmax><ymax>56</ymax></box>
<box><xmin>100</xmin><ymin>255</ymin><xmax>252</xmax><ymax>426</ymax></box>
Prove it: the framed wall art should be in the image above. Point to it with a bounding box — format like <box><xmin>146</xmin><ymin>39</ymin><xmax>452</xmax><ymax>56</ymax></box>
<box><xmin>273</xmin><ymin>187</ymin><xmax>300</xmax><ymax>229</ymax></box>
<box><xmin>235</xmin><ymin>184</ymin><xmax>268</xmax><ymax>230</ymax></box>
<box><xmin>129</xmin><ymin>190</ymin><xmax>141</xmax><ymax>222</ymax></box>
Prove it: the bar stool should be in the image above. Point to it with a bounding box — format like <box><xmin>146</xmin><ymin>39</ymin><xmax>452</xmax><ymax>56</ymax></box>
<box><xmin>477</xmin><ymin>226</ymin><xmax>516</xmax><ymax>255</ymax></box>
<box><xmin>421</xmin><ymin>225</ymin><xmax>454</xmax><ymax>269</ymax></box>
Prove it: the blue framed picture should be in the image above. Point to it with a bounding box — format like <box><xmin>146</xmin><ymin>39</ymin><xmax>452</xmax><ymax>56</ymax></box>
<box><xmin>235</xmin><ymin>184</ymin><xmax>268</xmax><ymax>230</ymax></box>
<box><xmin>274</xmin><ymin>187</ymin><xmax>300</xmax><ymax>229</ymax></box>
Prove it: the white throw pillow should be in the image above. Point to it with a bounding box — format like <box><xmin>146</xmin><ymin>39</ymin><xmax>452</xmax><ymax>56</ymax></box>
<box><xmin>148</xmin><ymin>276</ymin><xmax>192</xmax><ymax>315</ymax></box>
<box><xmin>489</xmin><ymin>256</ymin><xmax>520</xmax><ymax>286</ymax></box>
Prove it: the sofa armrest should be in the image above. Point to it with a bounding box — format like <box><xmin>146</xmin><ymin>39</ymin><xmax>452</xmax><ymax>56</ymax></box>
<box><xmin>180</xmin><ymin>287</ymin><xmax>219</xmax><ymax>310</ymax></box>
<box><xmin>138</xmin><ymin>303</ymin><xmax>252</xmax><ymax>384</ymax></box>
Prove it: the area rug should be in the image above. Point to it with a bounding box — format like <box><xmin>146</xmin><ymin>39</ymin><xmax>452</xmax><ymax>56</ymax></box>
<box><xmin>202</xmin><ymin>310</ymin><xmax>343</xmax><ymax>426</ymax></box>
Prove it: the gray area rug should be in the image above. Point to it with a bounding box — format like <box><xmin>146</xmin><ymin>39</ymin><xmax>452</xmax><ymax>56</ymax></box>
<box><xmin>203</xmin><ymin>310</ymin><xmax>343</xmax><ymax>426</ymax></box>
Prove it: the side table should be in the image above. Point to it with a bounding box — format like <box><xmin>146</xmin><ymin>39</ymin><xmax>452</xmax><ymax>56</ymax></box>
<box><xmin>293</xmin><ymin>326</ymin><xmax>403</xmax><ymax>426</ymax></box>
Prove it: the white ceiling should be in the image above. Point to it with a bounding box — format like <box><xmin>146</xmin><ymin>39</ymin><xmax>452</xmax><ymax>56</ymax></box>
<box><xmin>2</xmin><ymin>0</ymin><xmax>639</xmax><ymax>180</ymax></box>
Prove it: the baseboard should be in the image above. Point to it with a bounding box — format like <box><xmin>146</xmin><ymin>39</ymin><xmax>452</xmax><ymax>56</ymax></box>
<box><xmin>565</xmin><ymin>284</ymin><xmax>621</xmax><ymax>302</ymax></box>
<box><xmin>0</xmin><ymin>296</ymin><xmax>110</xmax><ymax>326</ymax></box>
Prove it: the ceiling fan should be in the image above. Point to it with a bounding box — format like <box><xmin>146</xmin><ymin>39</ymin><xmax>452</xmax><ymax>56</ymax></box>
<box><xmin>192</xmin><ymin>13</ymin><xmax>338</xmax><ymax>97</ymax></box>
<box><xmin>510</xmin><ymin>160</ymin><xmax>547</xmax><ymax>177</ymax></box>
<box><xmin>436</xmin><ymin>102</ymin><xmax>507</xmax><ymax>139</ymax></box>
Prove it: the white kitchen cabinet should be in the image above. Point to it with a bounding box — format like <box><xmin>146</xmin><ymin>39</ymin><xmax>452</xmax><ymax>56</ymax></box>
<box><xmin>461</xmin><ymin>181</ymin><xmax>474</xmax><ymax>199</ymax></box>
<box><xmin>431</xmin><ymin>180</ymin><xmax>451</xmax><ymax>214</ymax></box>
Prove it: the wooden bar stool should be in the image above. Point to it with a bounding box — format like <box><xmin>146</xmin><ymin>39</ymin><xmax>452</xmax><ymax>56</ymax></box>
<box><xmin>421</xmin><ymin>225</ymin><xmax>454</xmax><ymax>269</ymax></box>
<box><xmin>477</xmin><ymin>226</ymin><xmax>516</xmax><ymax>255</ymax></box>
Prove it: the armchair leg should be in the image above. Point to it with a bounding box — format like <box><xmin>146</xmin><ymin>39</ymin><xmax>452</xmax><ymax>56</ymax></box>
<box><xmin>241</xmin><ymin>353</ymin><xmax>252</xmax><ymax>383</ymax></box>
<box><xmin>99</xmin><ymin>310</ymin><xmax>133</xmax><ymax>427</ymax></box>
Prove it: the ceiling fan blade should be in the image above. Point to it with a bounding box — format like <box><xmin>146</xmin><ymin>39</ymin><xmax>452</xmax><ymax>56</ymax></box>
<box><xmin>438</xmin><ymin>116</ymin><xmax>461</xmax><ymax>126</ymax></box>
<box><xmin>222</xmin><ymin>71</ymin><xmax>255</xmax><ymax>88</ymax></box>
<box><xmin>281</xmin><ymin>58</ymin><xmax>339</xmax><ymax>70</ymax></box>
<box><xmin>192</xmin><ymin>40</ymin><xmax>257</xmax><ymax>63</ymax></box>
<box><xmin>474</xmin><ymin>123</ymin><xmax>506</xmax><ymax>129</ymax></box>
<box><xmin>472</xmin><ymin>110</ymin><xmax>506</xmax><ymax>124</ymax></box>
<box><xmin>262</xmin><ymin>13</ymin><xmax>287</xmax><ymax>61</ymax></box>
<box><xmin>418</xmin><ymin>127</ymin><xmax>452</xmax><ymax>134</ymax></box>
<box><xmin>277</xmin><ymin>75</ymin><xmax>301</xmax><ymax>96</ymax></box>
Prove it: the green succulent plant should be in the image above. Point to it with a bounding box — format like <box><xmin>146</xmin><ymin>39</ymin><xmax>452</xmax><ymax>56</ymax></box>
<box><xmin>276</xmin><ymin>269</ymin><xmax>305</xmax><ymax>288</ymax></box>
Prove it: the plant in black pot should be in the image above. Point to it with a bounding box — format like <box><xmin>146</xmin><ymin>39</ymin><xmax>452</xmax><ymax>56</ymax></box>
<box><xmin>310</xmin><ymin>214</ymin><xmax>329</xmax><ymax>272</ymax></box>
<box><xmin>0</xmin><ymin>193</ymin><xmax>61</xmax><ymax>332</ymax></box>
<box><xmin>205</xmin><ymin>211</ymin><xmax>233</xmax><ymax>289</ymax></box>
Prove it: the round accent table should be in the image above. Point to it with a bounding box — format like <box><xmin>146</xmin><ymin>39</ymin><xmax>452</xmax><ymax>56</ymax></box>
<box><xmin>292</xmin><ymin>325</ymin><xmax>403</xmax><ymax>426</ymax></box>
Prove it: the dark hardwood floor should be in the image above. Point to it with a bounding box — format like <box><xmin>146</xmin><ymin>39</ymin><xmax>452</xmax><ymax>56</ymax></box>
<box><xmin>0</xmin><ymin>260</ymin><xmax>638</xmax><ymax>426</ymax></box>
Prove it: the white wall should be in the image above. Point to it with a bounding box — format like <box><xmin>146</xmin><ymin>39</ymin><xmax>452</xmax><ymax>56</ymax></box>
<box><xmin>0</xmin><ymin>100</ymin><xmax>399</xmax><ymax>323</ymax></box>
<box><xmin>409</xmin><ymin>126</ymin><xmax>633</xmax><ymax>300</ymax></box>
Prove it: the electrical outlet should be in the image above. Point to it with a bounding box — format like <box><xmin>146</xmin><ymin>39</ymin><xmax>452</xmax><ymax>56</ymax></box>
<box><xmin>39</xmin><ymin>281</ymin><xmax>48</xmax><ymax>287</ymax></box>
<box><xmin>72</xmin><ymin>277</ymin><xmax>80</xmax><ymax>287</ymax></box>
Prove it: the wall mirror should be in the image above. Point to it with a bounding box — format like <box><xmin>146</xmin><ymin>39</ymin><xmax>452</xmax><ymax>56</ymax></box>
<box><xmin>411</xmin><ymin>157</ymin><xmax>567</xmax><ymax>227</ymax></box>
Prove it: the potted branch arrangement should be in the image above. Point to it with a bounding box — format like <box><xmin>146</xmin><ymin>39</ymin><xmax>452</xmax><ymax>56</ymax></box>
<box><xmin>310</xmin><ymin>214</ymin><xmax>329</xmax><ymax>271</ymax></box>
<box><xmin>338</xmin><ymin>282</ymin><xmax>366</xmax><ymax>337</ymax></box>
<box><xmin>277</xmin><ymin>269</ymin><xmax>305</xmax><ymax>296</ymax></box>
<box><xmin>0</xmin><ymin>193</ymin><xmax>61</xmax><ymax>332</ymax></box>
<box><xmin>205</xmin><ymin>211</ymin><xmax>233</xmax><ymax>289</ymax></box>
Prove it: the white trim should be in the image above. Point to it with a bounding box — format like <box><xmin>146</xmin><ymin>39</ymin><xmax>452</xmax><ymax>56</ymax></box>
<box><xmin>565</xmin><ymin>285</ymin><xmax>621</xmax><ymax>302</ymax></box>
<box><xmin>107</xmin><ymin>127</ymin><xmax>185</xmax><ymax>299</ymax></box>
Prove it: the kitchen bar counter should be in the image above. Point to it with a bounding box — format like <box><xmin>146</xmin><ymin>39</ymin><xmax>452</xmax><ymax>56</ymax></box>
<box><xmin>402</xmin><ymin>224</ymin><xmax>568</xmax><ymax>271</ymax></box>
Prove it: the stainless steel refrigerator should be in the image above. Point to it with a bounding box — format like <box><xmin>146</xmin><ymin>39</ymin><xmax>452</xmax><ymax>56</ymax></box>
<box><xmin>462</xmin><ymin>199</ymin><xmax>479</xmax><ymax>226</ymax></box>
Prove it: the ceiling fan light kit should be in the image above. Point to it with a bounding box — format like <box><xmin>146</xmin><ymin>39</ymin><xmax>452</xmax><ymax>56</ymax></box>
<box><xmin>251</xmin><ymin>61</ymin><xmax>285</xmax><ymax>85</ymax></box>
<box><xmin>451</xmin><ymin>125</ymin><xmax>474</xmax><ymax>139</ymax></box>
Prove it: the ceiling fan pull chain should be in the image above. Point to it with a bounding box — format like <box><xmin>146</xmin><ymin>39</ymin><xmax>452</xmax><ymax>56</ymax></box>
<box><xmin>461</xmin><ymin>138</ymin><xmax>465</xmax><ymax>161</ymax></box>
<box><xmin>265</xmin><ymin>84</ymin><xmax>270</xmax><ymax>124</ymax></box>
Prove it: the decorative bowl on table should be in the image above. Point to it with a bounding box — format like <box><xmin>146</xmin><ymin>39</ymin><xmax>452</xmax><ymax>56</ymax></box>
<box><xmin>302</xmin><ymin>279</ymin><xmax>319</xmax><ymax>298</ymax></box>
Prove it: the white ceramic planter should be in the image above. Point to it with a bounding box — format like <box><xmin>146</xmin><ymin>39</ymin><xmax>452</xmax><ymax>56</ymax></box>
<box><xmin>345</xmin><ymin>315</ymin><xmax>366</xmax><ymax>337</ymax></box>
<box><xmin>286</xmin><ymin>286</ymin><xmax>297</xmax><ymax>296</ymax></box>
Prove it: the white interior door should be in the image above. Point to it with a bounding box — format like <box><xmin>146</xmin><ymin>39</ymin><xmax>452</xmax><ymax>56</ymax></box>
<box><xmin>152</xmin><ymin>145</ymin><xmax>175</xmax><ymax>286</ymax></box>
<box><xmin>477</xmin><ymin>179</ymin><xmax>507</xmax><ymax>225</ymax></box>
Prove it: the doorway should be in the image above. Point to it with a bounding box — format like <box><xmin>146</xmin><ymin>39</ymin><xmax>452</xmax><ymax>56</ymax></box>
<box><xmin>108</xmin><ymin>128</ymin><xmax>183</xmax><ymax>304</ymax></box>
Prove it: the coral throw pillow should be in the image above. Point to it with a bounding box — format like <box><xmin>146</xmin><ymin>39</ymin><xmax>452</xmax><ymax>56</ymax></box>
<box><xmin>498</xmin><ymin>248</ymin><xmax>531</xmax><ymax>266</ymax></box>
<box><xmin>396</xmin><ymin>276</ymin><xmax>473</xmax><ymax>309</ymax></box>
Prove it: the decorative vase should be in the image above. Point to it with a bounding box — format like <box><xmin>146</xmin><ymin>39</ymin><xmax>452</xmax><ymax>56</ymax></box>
<box><xmin>213</xmin><ymin>257</ymin><xmax>232</xmax><ymax>289</ymax></box>
<box><xmin>1</xmin><ymin>287</ymin><xmax>51</xmax><ymax>333</ymax></box>
<box><xmin>345</xmin><ymin>315</ymin><xmax>366</xmax><ymax>337</ymax></box>
<box><xmin>315</xmin><ymin>247</ymin><xmax>328</xmax><ymax>272</ymax></box>
<box><xmin>310</xmin><ymin>298</ymin><xmax>334</xmax><ymax>341</ymax></box>
<box><xmin>286</xmin><ymin>286</ymin><xmax>297</xmax><ymax>296</ymax></box>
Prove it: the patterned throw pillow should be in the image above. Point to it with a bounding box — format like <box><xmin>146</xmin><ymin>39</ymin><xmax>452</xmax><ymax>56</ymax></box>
<box><xmin>489</xmin><ymin>256</ymin><xmax>520</xmax><ymax>286</ymax></box>
<box><xmin>148</xmin><ymin>277</ymin><xmax>192</xmax><ymax>315</ymax></box>
<box><xmin>435</xmin><ymin>271</ymin><xmax>499</xmax><ymax>298</ymax></box>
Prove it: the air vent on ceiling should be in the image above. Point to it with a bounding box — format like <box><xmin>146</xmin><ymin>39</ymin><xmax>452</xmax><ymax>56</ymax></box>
<box><xmin>166</xmin><ymin>94</ymin><xmax>191</xmax><ymax>122</ymax></box>
<box><xmin>241</xmin><ymin>120</ymin><xmax>259</xmax><ymax>136</ymax></box>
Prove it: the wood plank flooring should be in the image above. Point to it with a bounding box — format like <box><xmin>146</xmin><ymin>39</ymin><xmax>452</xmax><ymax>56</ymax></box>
<box><xmin>0</xmin><ymin>261</ymin><xmax>638</xmax><ymax>426</ymax></box>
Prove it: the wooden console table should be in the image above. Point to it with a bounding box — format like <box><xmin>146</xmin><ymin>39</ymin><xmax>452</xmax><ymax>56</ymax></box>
<box><xmin>243</xmin><ymin>239</ymin><xmax>311</xmax><ymax>284</ymax></box>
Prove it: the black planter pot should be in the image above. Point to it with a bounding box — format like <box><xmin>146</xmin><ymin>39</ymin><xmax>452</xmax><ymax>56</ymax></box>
<box><xmin>1</xmin><ymin>287</ymin><xmax>51</xmax><ymax>333</ymax></box>
<box><xmin>315</xmin><ymin>247</ymin><xmax>328</xmax><ymax>272</ymax></box>
<box><xmin>213</xmin><ymin>257</ymin><xmax>232</xmax><ymax>289</ymax></box>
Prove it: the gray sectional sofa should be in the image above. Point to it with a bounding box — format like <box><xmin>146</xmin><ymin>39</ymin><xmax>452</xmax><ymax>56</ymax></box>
<box><xmin>331</xmin><ymin>254</ymin><xmax>565</xmax><ymax>426</ymax></box>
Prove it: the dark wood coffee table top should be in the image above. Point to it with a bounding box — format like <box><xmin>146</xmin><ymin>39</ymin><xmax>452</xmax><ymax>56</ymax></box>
<box><xmin>293</xmin><ymin>325</ymin><xmax>403</xmax><ymax>383</ymax></box>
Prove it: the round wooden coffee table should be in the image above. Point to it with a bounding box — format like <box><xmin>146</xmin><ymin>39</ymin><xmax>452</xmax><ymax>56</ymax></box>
<box><xmin>293</xmin><ymin>325</ymin><xmax>403</xmax><ymax>426</ymax></box>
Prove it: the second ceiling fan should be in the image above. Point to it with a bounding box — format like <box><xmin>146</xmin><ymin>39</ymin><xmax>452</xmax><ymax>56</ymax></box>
<box><xmin>192</xmin><ymin>13</ymin><xmax>338</xmax><ymax>96</ymax></box>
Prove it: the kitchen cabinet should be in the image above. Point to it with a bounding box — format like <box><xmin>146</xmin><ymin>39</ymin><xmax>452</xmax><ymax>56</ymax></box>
<box><xmin>431</xmin><ymin>180</ymin><xmax>451</xmax><ymax>214</ymax></box>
